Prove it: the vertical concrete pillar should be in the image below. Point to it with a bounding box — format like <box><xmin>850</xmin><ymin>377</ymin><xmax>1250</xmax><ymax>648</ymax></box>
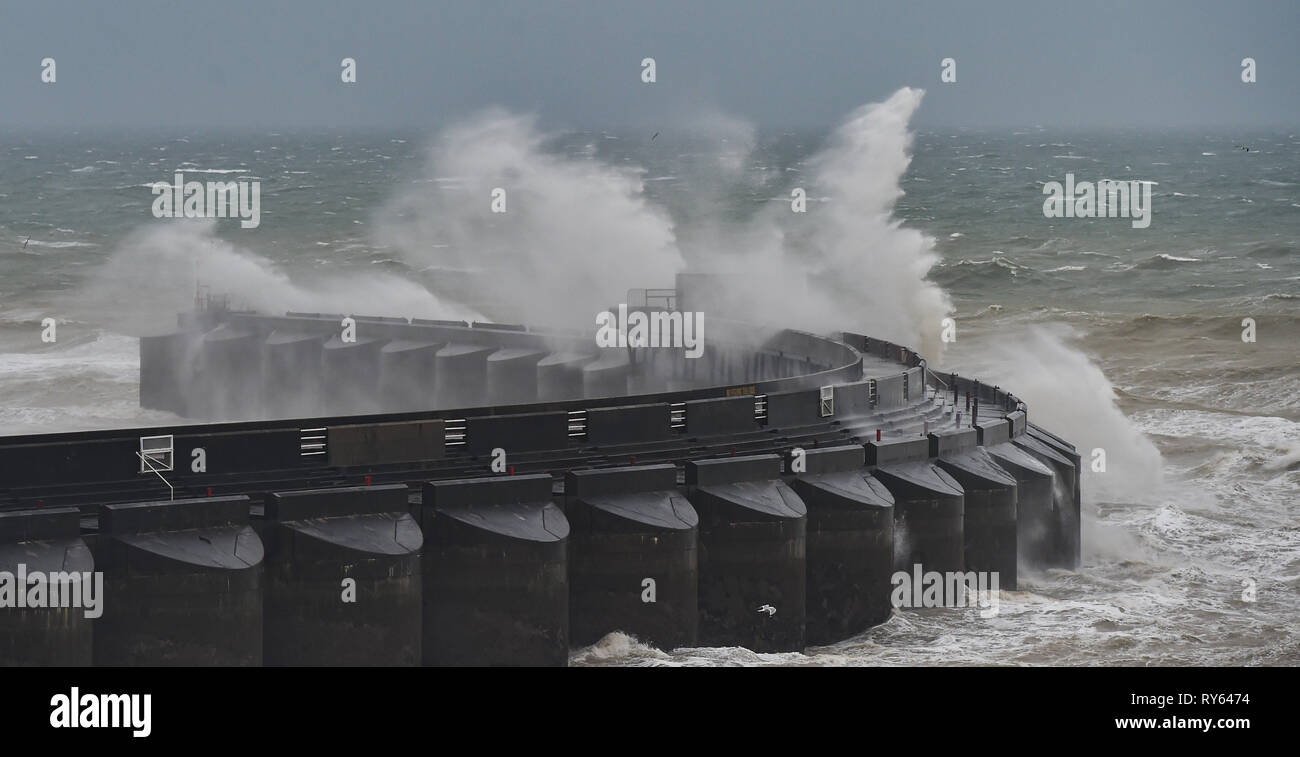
<box><xmin>786</xmin><ymin>445</ymin><xmax>895</xmax><ymax>642</ymax></box>
<box><xmin>416</xmin><ymin>475</ymin><xmax>569</xmax><ymax>666</ymax></box>
<box><xmin>94</xmin><ymin>496</ymin><xmax>263</xmax><ymax>666</ymax></box>
<box><xmin>565</xmin><ymin>465</ymin><xmax>698</xmax><ymax>650</ymax></box>
<box><xmin>686</xmin><ymin>455</ymin><xmax>807</xmax><ymax>652</ymax></box>
<box><xmin>262</xmin><ymin>484</ymin><xmax>422</xmax><ymax>666</ymax></box>
<box><xmin>0</xmin><ymin>508</ymin><xmax>94</xmax><ymax>666</ymax></box>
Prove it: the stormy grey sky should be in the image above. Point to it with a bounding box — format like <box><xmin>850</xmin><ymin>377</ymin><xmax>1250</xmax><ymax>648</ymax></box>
<box><xmin>2</xmin><ymin>0</ymin><xmax>1296</xmax><ymax>131</ymax></box>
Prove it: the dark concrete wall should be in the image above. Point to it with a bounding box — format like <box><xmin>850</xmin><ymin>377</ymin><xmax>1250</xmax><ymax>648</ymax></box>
<box><xmin>322</xmin><ymin>336</ymin><xmax>387</xmax><ymax>415</ymax></box>
<box><xmin>764</xmin><ymin>388</ymin><xmax>820</xmax><ymax>428</ymax></box>
<box><xmin>195</xmin><ymin>325</ymin><xmax>263</xmax><ymax>420</ymax></box>
<box><xmin>832</xmin><ymin>380</ymin><xmax>875</xmax><ymax>418</ymax></box>
<box><xmin>565</xmin><ymin>465</ymin><xmax>698</xmax><ymax>649</ymax></box>
<box><xmin>869</xmin><ymin>440</ymin><xmax>966</xmax><ymax>580</ymax></box>
<box><xmin>486</xmin><ymin>348</ymin><xmax>546</xmax><ymax>405</ymax></box>
<box><xmin>417</xmin><ymin>475</ymin><xmax>569</xmax><ymax>666</ymax></box>
<box><xmin>875</xmin><ymin>375</ymin><xmax>905</xmax><ymax>409</ymax></box>
<box><xmin>585</xmin><ymin>404</ymin><xmax>672</xmax><ymax>445</ymax></box>
<box><xmin>537</xmin><ymin>353</ymin><xmax>591</xmax><ymax>402</ymax></box>
<box><xmin>434</xmin><ymin>344</ymin><xmax>497</xmax><ymax>408</ymax></box>
<box><xmin>0</xmin><ymin>507</ymin><xmax>94</xmax><ymax>666</ymax></box>
<box><xmin>139</xmin><ymin>331</ymin><xmax>195</xmax><ymax>416</ymax></box>
<box><xmin>1017</xmin><ymin>431</ymin><xmax>1081</xmax><ymax>570</ymax></box>
<box><xmin>378</xmin><ymin>340</ymin><xmax>440</xmax><ymax>412</ymax></box>
<box><xmin>983</xmin><ymin>442</ymin><xmax>1055</xmax><ymax>575</ymax></box>
<box><xmin>787</xmin><ymin>445</ymin><xmax>895</xmax><ymax>642</ymax></box>
<box><xmin>327</xmin><ymin>420</ymin><xmax>444</xmax><ymax>467</ymax></box>
<box><xmin>464</xmin><ymin>412</ymin><xmax>570</xmax><ymax>456</ymax></box>
<box><xmin>686</xmin><ymin>455</ymin><xmax>807</xmax><ymax>652</ymax></box>
<box><xmin>262</xmin><ymin>485</ymin><xmax>422</xmax><ymax>666</ymax></box>
<box><xmin>932</xmin><ymin>434</ymin><xmax>1019</xmax><ymax>589</ymax></box>
<box><xmin>262</xmin><ymin>331</ymin><xmax>326</xmax><ymax>419</ymax></box>
<box><xmin>94</xmin><ymin>496</ymin><xmax>263</xmax><ymax>666</ymax></box>
<box><xmin>684</xmin><ymin>396</ymin><xmax>758</xmax><ymax>436</ymax></box>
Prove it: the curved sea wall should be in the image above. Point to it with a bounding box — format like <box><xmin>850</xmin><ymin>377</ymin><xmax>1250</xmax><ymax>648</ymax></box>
<box><xmin>0</xmin><ymin>309</ymin><xmax>1079</xmax><ymax>666</ymax></box>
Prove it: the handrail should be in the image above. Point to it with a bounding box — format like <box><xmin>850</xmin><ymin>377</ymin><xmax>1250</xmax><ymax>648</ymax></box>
<box><xmin>135</xmin><ymin>451</ymin><xmax>174</xmax><ymax>501</ymax></box>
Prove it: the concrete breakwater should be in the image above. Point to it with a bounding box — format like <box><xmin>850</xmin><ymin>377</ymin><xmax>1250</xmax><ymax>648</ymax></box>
<box><xmin>0</xmin><ymin>429</ymin><xmax>1078</xmax><ymax>666</ymax></box>
<box><xmin>0</xmin><ymin>309</ymin><xmax>1080</xmax><ymax>666</ymax></box>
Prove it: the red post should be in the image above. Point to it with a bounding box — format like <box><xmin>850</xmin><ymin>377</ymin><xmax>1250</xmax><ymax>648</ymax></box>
<box><xmin>876</xmin><ymin>429</ymin><xmax>882</xmax><ymax>441</ymax></box>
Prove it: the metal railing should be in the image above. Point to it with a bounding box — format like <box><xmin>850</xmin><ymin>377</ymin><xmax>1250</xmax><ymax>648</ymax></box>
<box><xmin>626</xmin><ymin>288</ymin><xmax>678</xmax><ymax>310</ymax></box>
<box><xmin>299</xmin><ymin>428</ymin><xmax>327</xmax><ymax>458</ymax></box>
<box><xmin>669</xmin><ymin>403</ymin><xmax>686</xmax><ymax>433</ymax></box>
<box><xmin>444</xmin><ymin>419</ymin><xmax>467</xmax><ymax>448</ymax></box>
<box><xmin>567</xmin><ymin>410</ymin><xmax>588</xmax><ymax>440</ymax></box>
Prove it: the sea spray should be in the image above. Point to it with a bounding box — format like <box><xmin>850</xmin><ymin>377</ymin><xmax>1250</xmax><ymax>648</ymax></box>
<box><xmin>648</xmin><ymin>89</ymin><xmax>954</xmax><ymax>361</ymax></box>
<box><xmin>796</xmin><ymin>87</ymin><xmax>953</xmax><ymax>360</ymax></box>
<box><xmin>376</xmin><ymin>110</ymin><xmax>684</xmax><ymax>330</ymax></box>
<box><xmin>74</xmin><ymin>219</ymin><xmax>480</xmax><ymax>335</ymax></box>
<box><xmin>939</xmin><ymin>322</ymin><xmax>1165</xmax><ymax>505</ymax></box>
<box><xmin>376</xmin><ymin>89</ymin><xmax>953</xmax><ymax>362</ymax></box>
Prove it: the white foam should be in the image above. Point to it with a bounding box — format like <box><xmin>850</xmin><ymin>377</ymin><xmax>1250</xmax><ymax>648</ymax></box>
<box><xmin>22</xmin><ymin>239</ymin><xmax>98</xmax><ymax>249</ymax></box>
<box><xmin>170</xmin><ymin>168</ymin><xmax>248</xmax><ymax>174</ymax></box>
<box><xmin>939</xmin><ymin>324</ymin><xmax>1165</xmax><ymax>503</ymax></box>
<box><xmin>76</xmin><ymin>219</ymin><xmax>481</xmax><ymax>337</ymax></box>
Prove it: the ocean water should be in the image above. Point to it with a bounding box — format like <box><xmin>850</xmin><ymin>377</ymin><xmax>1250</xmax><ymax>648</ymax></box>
<box><xmin>1</xmin><ymin>105</ymin><xmax>1296</xmax><ymax>665</ymax></box>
